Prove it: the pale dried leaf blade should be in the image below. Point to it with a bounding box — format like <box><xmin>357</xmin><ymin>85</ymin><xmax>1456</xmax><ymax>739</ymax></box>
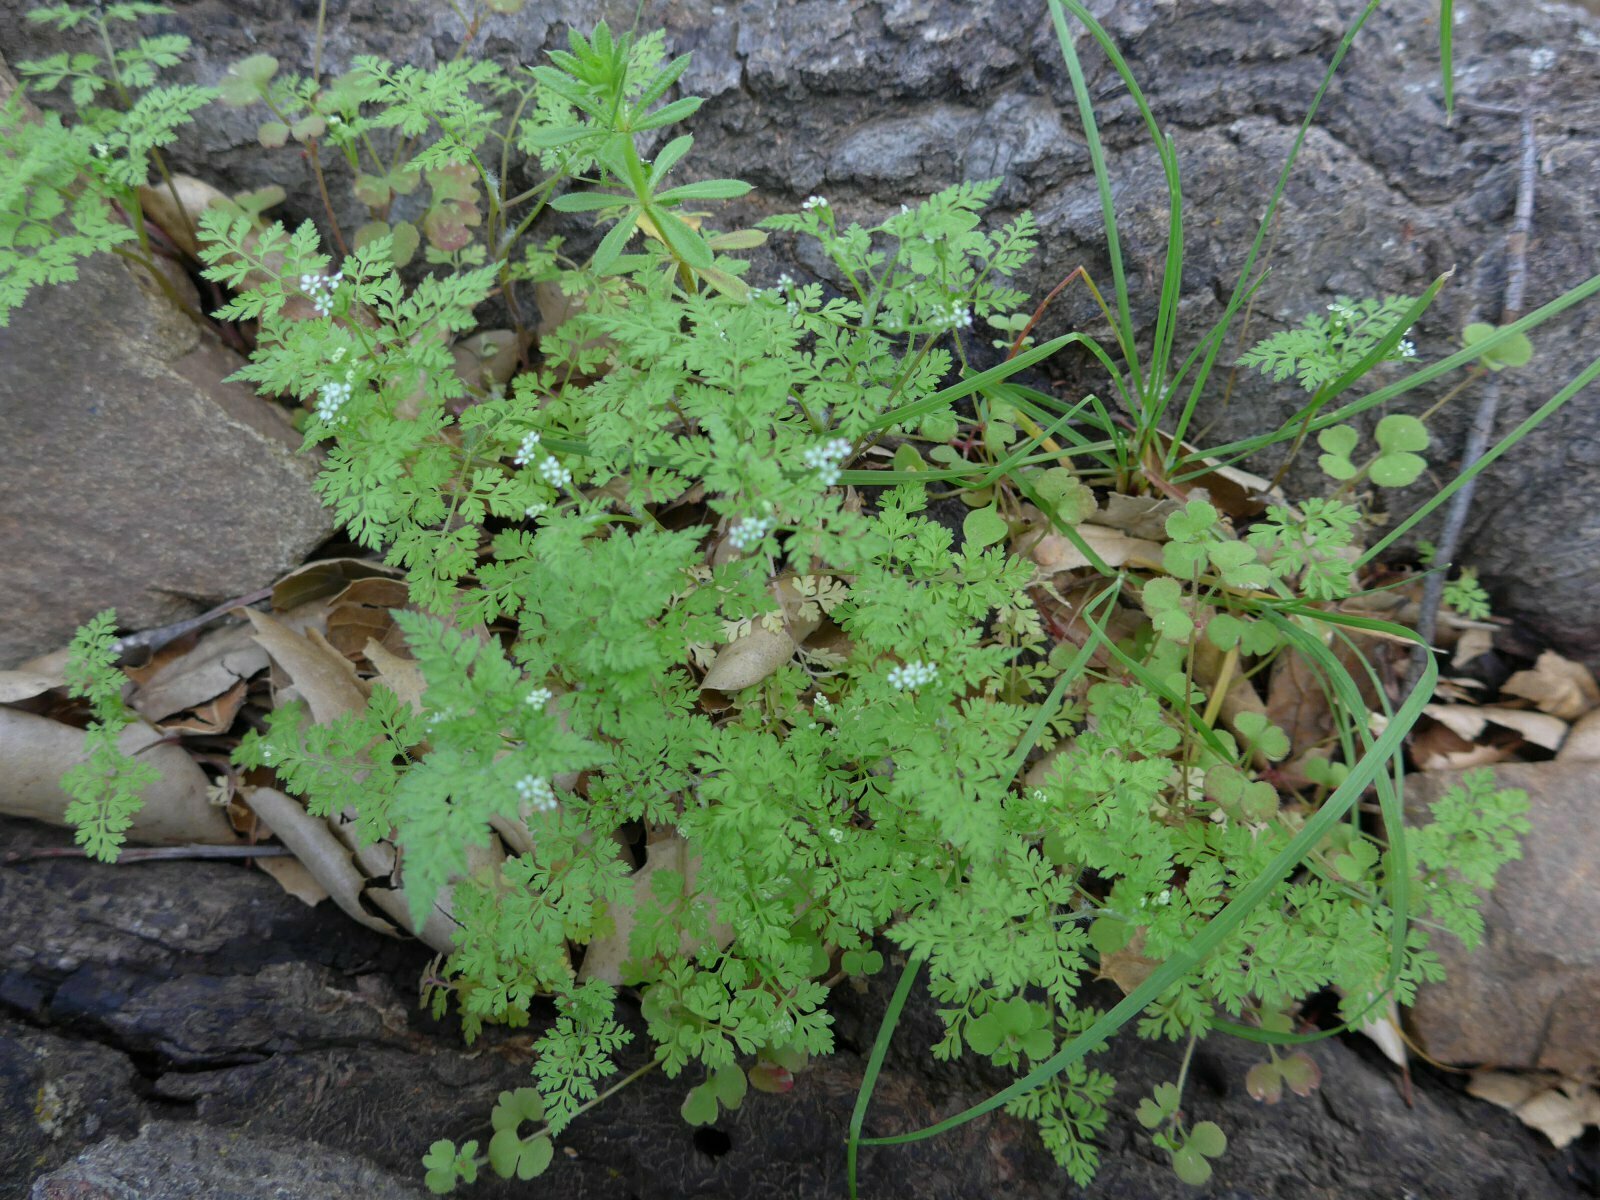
<box><xmin>364</xmin><ymin>639</ymin><xmax>427</xmax><ymax>713</ymax></box>
<box><xmin>255</xmin><ymin>854</ymin><xmax>332</xmax><ymax>907</ymax></box>
<box><xmin>130</xmin><ymin>623</ymin><xmax>267</xmax><ymax>722</ymax></box>
<box><xmin>1031</xmin><ymin>524</ymin><xmax>1165</xmax><ymax>573</ymax></box>
<box><xmin>1502</xmin><ymin>650</ymin><xmax>1600</xmax><ymax>721</ymax></box>
<box><xmin>1556</xmin><ymin>707</ymin><xmax>1600</xmax><ymax>763</ymax></box>
<box><xmin>1468</xmin><ymin>1070</ymin><xmax>1541</xmax><ymax>1110</ymax></box>
<box><xmin>246</xmin><ymin>608</ymin><xmax>368</xmax><ymax>725</ymax></box>
<box><xmin>244</xmin><ymin>786</ymin><xmax>398</xmax><ymax>936</ymax></box>
<box><xmin>1424</xmin><ymin>703</ymin><xmax>1567</xmax><ymax>751</ymax></box>
<box><xmin>0</xmin><ymin>708</ymin><xmax>236</xmax><ymax>845</ymax></box>
<box><xmin>579</xmin><ymin>834</ymin><xmax>732</xmax><ymax>985</ymax></box>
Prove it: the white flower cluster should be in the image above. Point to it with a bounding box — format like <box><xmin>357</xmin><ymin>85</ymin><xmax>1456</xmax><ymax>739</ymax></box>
<box><xmin>525</xmin><ymin>686</ymin><xmax>552</xmax><ymax>708</ymax></box>
<box><xmin>728</xmin><ymin>515</ymin><xmax>773</xmax><ymax>551</ymax></box>
<box><xmin>315</xmin><ymin>374</ymin><xmax>354</xmax><ymax>422</ymax></box>
<box><xmin>929</xmin><ymin>299</ymin><xmax>973</xmax><ymax>331</ymax></box>
<box><xmin>801</xmin><ymin>437</ymin><xmax>852</xmax><ymax>486</ymax></box>
<box><xmin>539</xmin><ymin>458</ymin><xmax>572</xmax><ymax>488</ymax></box>
<box><xmin>299</xmin><ymin>270</ymin><xmax>343</xmax><ymax>317</ymax></box>
<box><xmin>801</xmin><ymin>195</ymin><xmax>829</xmax><ymax>210</ymax></box>
<box><xmin>1327</xmin><ymin>300</ymin><xmax>1356</xmax><ymax>323</ymax></box>
<box><xmin>513</xmin><ymin>430</ymin><xmax>541</xmax><ymax>465</ymax></box>
<box><xmin>524</xmin><ymin>502</ymin><xmax>548</xmax><ymax>520</ymax></box>
<box><xmin>886</xmin><ymin>660</ymin><xmax>938</xmax><ymax>691</ymax></box>
<box><xmin>1397</xmin><ymin>329</ymin><xmax>1418</xmax><ymax>358</ymax></box>
<box><xmin>515</xmin><ymin>774</ymin><xmax>558</xmax><ymax>813</ymax></box>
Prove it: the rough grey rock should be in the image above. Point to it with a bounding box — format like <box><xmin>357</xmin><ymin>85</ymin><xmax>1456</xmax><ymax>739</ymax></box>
<box><xmin>0</xmin><ymin>243</ymin><xmax>335</xmax><ymax>667</ymax></box>
<box><xmin>1407</xmin><ymin>761</ymin><xmax>1600</xmax><ymax>1077</ymax></box>
<box><xmin>0</xmin><ymin>63</ymin><xmax>333</xmax><ymax>668</ymax></box>
<box><xmin>0</xmin><ymin>815</ymin><xmax>1588</xmax><ymax>1199</ymax></box>
<box><xmin>2</xmin><ymin>0</ymin><xmax>1598</xmax><ymax>663</ymax></box>
<box><xmin>29</xmin><ymin>1122</ymin><xmax>427</xmax><ymax>1200</ymax></box>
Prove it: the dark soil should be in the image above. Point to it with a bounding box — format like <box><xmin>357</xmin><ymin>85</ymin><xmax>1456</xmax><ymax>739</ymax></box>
<box><xmin>1</xmin><ymin>815</ymin><xmax>1592</xmax><ymax>1200</ymax></box>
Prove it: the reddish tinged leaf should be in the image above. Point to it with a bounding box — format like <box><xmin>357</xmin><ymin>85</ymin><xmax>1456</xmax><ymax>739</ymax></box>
<box><xmin>747</xmin><ymin>1062</ymin><xmax>793</xmax><ymax>1094</ymax></box>
<box><xmin>1245</xmin><ymin>1060</ymin><xmax>1283</xmax><ymax>1104</ymax></box>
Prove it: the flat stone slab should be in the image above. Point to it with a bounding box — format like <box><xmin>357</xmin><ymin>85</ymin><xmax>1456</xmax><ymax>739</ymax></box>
<box><xmin>1409</xmin><ymin>762</ymin><xmax>1600</xmax><ymax>1076</ymax></box>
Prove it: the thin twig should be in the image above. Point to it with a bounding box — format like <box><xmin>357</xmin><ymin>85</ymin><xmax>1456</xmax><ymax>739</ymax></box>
<box><xmin>3</xmin><ymin>843</ymin><xmax>292</xmax><ymax>866</ymax></box>
<box><xmin>1407</xmin><ymin>107</ymin><xmax>1537</xmax><ymax>689</ymax></box>
<box><xmin>112</xmin><ymin>586</ymin><xmax>274</xmax><ymax>662</ymax></box>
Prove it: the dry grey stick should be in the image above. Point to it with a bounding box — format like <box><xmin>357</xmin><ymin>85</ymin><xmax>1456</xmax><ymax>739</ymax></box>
<box><xmin>111</xmin><ymin>585</ymin><xmax>273</xmax><ymax>663</ymax></box>
<box><xmin>1407</xmin><ymin>108</ymin><xmax>1537</xmax><ymax>688</ymax></box>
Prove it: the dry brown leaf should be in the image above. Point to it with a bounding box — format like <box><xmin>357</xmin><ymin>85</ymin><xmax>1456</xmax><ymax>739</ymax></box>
<box><xmin>326</xmin><ymin>577</ymin><xmax>412</xmax><ymax>661</ymax></box>
<box><xmin>157</xmin><ymin>678</ymin><xmax>249</xmax><ymax>736</ymax></box>
<box><xmin>1354</xmin><ymin>998</ymin><xmax>1409</xmax><ymax>1069</ymax></box>
<box><xmin>1555</xmin><ymin>706</ymin><xmax>1600</xmax><ymax>763</ymax></box>
<box><xmin>245</xmin><ymin>786</ymin><xmax>400</xmax><ymax>937</ymax></box>
<box><xmin>1087</xmin><ymin>493</ymin><xmax>1184</xmax><ymax>541</ymax></box>
<box><xmin>1502</xmin><ymin>651</ymin><xmax>1600</xmax><ymax>721</ymax></box>
<box><xmin>578</xmin><ymin>833</ymin><xmax>733</xmax><ymax>985</ymax></box>
<box><xmin>129</xmin><ymin>623</ymin><xmax>267</xmax><ymax>722</ymax></box>
<box><xmin>0</xmin><ymin>708</ymin><xmax>236</xmax><ymax>845</ymax></box>
<box><xmin>1267</xmin><ymin>644</ymin><xmax>1334</xmax><ymax>766</ymax></box>
<box><xmin>364</xmin><ymin>639</ymin><xmax>427</xmax><ymax>713</ymax></box>
<box><xmin>255</xmin><ymin>854</ymin><xmax>332</xmax><ymax>907</ymax></box>
<box><xmin>270</xmin><ymin>557</ymin><xmax>402</xmax><ymax>615</ymax></box>
<box><xmin>1030</xmin><ymin>524</ymin><xmax>1165</xmax><ymax>573</ymax></box>
<box><xmin>137</xmin><ymin>173</ymin><xmax>230</xmax><ymax>259</ymax></box>
<box><xmin>1423</xmin><ymin>704</ymin><xmax>1568</xmax><ymax>751</ymax></box>
<box><xmin>451</xmin><ymin>329</ymin><xmax>525</xmax><ymax>391</ymax></box>
<box><xmin>247</xmin><ymin>609</ymin><xmax>368</xmax><ymax>724</ymax></box>
<box><xmin>1451</xmin><ymin>627</ymin><xmax>1495</xmax><ymax>670</ymax></box>
<box><xmin>0</xmin><ymin>661</ymin><xmax>68</xmax><ymax>703</ymax></box>
<box><xmin>1097</xmin><ymin>929</ymin><xmax>1159</xmax><ymax>996</ymax></box>
<box><xmin>1413</xmin><ymin>718</ymin><xmax>1513</xmax><ymax>771</ymax></box>
<box><xmin>701</xmin><ymin>579</ymin><xmax>823</xmax><ymax>692</ymax></box>
<box><xmin>1469</xmin><ymin>1071</ymin><xmax>1600</xmax><ymax>1149</ymax></box>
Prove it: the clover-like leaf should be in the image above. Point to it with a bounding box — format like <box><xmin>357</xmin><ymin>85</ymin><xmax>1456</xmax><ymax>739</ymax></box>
<box><xmin>1316</xmin><ymin>424</ymin><xmax>1359</xmax><ymax>481</ymax></box>
<box><xmin>1279</xmin><ymin>1051</ymin><xmax>1323</xmax><ymax>1097</ymax></box>
<box><xmin>491</xmin><ymin>1087</ymin><xmax>545</xmax><ymax>1133</ymax></box>
<box><xmin>962</xmin><ymin>505</ymin><xmax>1009</xmax><ymax>552</ymax></box>
<box><xmin>1034</xmin><ymin>467</ymin><xmax>1095</xmax><ymax>525</ymax></box>
<box><xmin>1462</xmin><ymin>321</ymin><xmax>1534</xmax><ymax>371</ymax></box>
<box><xmin>1166</xmin><ymin>498</ymin><xmax>1219</xmax><ymax>543</ymax></box>
<box><xmin>218</xmin><ymin>53</ymin><xmax>277</xmax><ymax>106</ymax></box>
<box><xmin>681</xmin><ymin>1082</ymin><xmax>718</xmax><ymax>1126</ymax></box>
<box><xmin>256</xmin><ymin>120</ymin><xmax>289</xmax><ymax>149</ymax></box>
<box><xmin>1369</xmin><ymin>414</ymin><xmax>1429</xmax><ymax>487</ymax></box>
<box><xmin>1141</xmin><ymin>576</ymin><xmax>1192</xmax><ymax>642</ymax></box>
<box><xmin>1171</xmin><ymin>1121</ymin><xmax>1227</xmax><ymax>1185</ymax></box>
<box><xmin>423</xmin><ymin>1139</ymin><xmax>478</xmax><ymax>1195</ymax></box>
<box><xmin>1136</xmin><ymin>1082</ymin><xmax>1181</xmax><ymax>1129</ymax></box>
<box><xmin>488</xmin><ymin>1130</ymin><xmax>552</xmax><ymax>1181</ymax></box>
<box><xmin>710</xmin><ymin>1064</ymin><xmax>748</xmax><ymax>1111</ymax></box>
<box><xmin>1234</xmin><ymin>711</ymin><xmax>1290</xmax><ymax>761</ymax></box>
<box><xmin>1206</xmin><ymin>540</ymin><xmax>1272</xmax><ymax>591</ymax></box>
<box><xmin>1246</xmin><ymin>1060</ymin><xmax>1284</xmax><ymax>1104</ymax></box>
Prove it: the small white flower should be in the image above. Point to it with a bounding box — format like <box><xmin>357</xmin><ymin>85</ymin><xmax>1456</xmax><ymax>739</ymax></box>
<box><xmin>930</xmin><ymin>299</ymin><xmax>973</xmax><ymax>331</ymax></box>
<box><xmin>538</xmin><ymin>458</ymin><xmax>572</xmax><ymax>488</ymax></box>
<box><xmin>801</xmin><ymin>437</ymin><xmax>852</xmax><ymax>487</ymax></box>
<box><xmin>314</xmin><ymin>379</ymin><xmax>353</xmax><ymax>422</ymax></box>
<box><xmin>886</xmin><ymin>660</ymin><xmax>938</xmax><ymax>691</ymax></box>
<box><xmin>827</xmin><ymin>827</ymin><xmax>845</xmax><ymax>843</ymax></box>
<box><xmin>728</xmin><ymin>516</ymin><xmax>772</xmax><ymax>551</ymax></box>
<box><xmin>513</xmin><ymin>430</ymin><xmax>541</xmax><ymax>466</ymax></box>
<box><xmin>813</xmin><ymin>693</ymin><xmax>832</xmax><ymax>712</ymax></box>
<box><xmin>92</xmin><ymin>142</ymin><xmax>110</xmax><ymax>158</ymax></box>
<box><xmin>515</xmin><ymin>774</ymin><xmax>558</xmax><ymax>813</ymax></box>
<box><xmin>801</xmin><ymin>195</ymin><xmax>829</xmax><ymax>210</ymax></box>
<box><xmin>1157</xmin><ymin>889</ymin><xmax>1172</xmax><ymax>905</ymax></box>
<box><xmin>525</xmin><ymin>686</ymin><xmax>553</xmax><ymax>708</ymax></box>
<box><xmin>524</xmin><ymin>502</ymin><xmax>548</xmax><ymax>520</ymax></box>
<box><xmin>776</xmin><ymin>272</ymin><xmax>794</xmax><ymax>291</ymax></box>
<box><xmin>1397</xmin><ymin>338</ymin><xmax>1417</xmax><ymax>359</ymax></box>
